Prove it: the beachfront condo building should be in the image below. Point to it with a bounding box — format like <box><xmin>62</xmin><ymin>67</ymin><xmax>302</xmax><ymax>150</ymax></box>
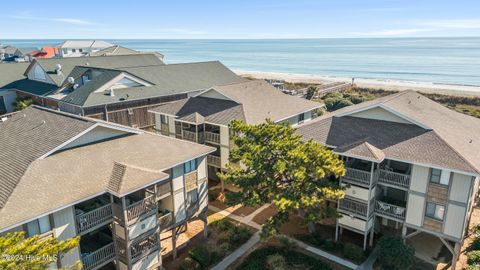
<box><xmin>0</xmin><ymin>106</ymin><xmax>214</xmax><ymax>270</ymax></box>
<box><xmin>148</xmin><ymin>80</ymin><xmax>322</xmax><ymax>181</ymax></box>
<box><xmin>296</xmin><ymin>90</ymin><xmax>480</xmax><ymax>269</ymax></box>
<box><xmin>0</xmin><ymin>53</ymin><xmax>245</xmax><ymax>128</ymax></box>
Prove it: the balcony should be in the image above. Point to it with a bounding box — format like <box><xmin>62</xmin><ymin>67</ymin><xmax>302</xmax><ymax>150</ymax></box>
<box><xmin>131</xmin><ymin>233</ymin><xmax>159</xmax><ymax>263</ymax></box>
<box><xmin>156</xmin><ymin>181</ymin><xmax>171</xmax><ymax>199</ymax></box>
<box><xmin>375</xmin><ymin>200</ymin><xmax>406</xmax><ymax>221</ymax></box>
<box><xmin>81</xmin><ymin>242</ymin><xmax>116</xmax><ymax>270</ymax></box>
<box><xmin>204</xmin><ymin>131</ymin><xmax>220</xmax><ymax>144</ymax></box>
<box><xmin>126</xmin><ymin>196</ymin><xmax>157</xmax><ymax>223</ymax></box>
<box><xmin>378</xmin><ymin>169</ymin><xmax>410</xmax><ymax>189</ymax></box>
<box><xmin>342</xmin><ymin>167</ymin><xmax>373</xmax><ymax>187</ymax></box>
<box><xmin>185</xmin><ymin>171</ymin><xmax>198</xmax><ymax>191</ymax></box>
<box><xmin>338</xmin><ymin>198</ymin><xmax>368</xmax><ymax>217</ymax></box>
<box><xmin>76</xmin><ymin>204</ymin><xmax>113</xmax><ymax>235</ymax></box>
<box><xmin>159</xmin><ymin>212</ymin><xmax>173</xmax><ymax>230</ymax></box>
<box><xmin>207</xmin><ymin>155</ymin><xmax>221</xmax><ymax>168</ymax></box>
<box><xmin>182</xmin><ymin>130</ymin><xmax>197</xmax><ymax>142</ymax></box>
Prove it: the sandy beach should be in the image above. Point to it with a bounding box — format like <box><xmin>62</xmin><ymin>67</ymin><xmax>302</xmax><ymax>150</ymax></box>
<box><xmin>235</xmin><ymin>70</ymin><xmax>480</xmax><ymax>97</ymax></box>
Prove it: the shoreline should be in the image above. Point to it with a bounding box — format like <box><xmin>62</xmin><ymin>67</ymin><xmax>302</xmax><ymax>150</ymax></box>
<box><xmin>234</xmin><ymin>70</ymin><xmax>480</xmax><ymax>97</ymax></box>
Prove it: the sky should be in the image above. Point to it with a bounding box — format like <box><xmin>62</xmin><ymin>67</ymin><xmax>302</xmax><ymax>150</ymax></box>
<box><xmin>2</xmin><ymin>0</ymin><xmax>480</xmax><ymax>39</ymax></box>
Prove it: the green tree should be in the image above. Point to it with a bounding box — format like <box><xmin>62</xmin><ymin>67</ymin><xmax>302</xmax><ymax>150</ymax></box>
<box><xmin>377</xmin><ymin>236</ymin><xmax>415</xmax><ymax>270</ymax></box>
<box><xmin>13</xmin><ymin>97</ymin><xmax>34</xmax><ymax>111</ymax></box>
<box><xmin>305</xmin><ymin>86</ymin><xmax>318</xmax><ymax>100</ymax></box>
<box><xmin>220</xmin><ymin>120</ymin><xmax>345</xmax><ymax>237</ymax></box>
<box><xmin>0</xmin><ymin>232</ymin><xmax>81</xmax><ymax>270</ymax></box>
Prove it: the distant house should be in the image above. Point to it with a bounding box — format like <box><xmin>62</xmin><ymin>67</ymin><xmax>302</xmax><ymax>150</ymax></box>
<box><xmin>31</xmin><ymin>46</ymin><xmax>58</xmax><ymax>59</ymax></box>
<box><xmin>56</xmin><ymin>40</ymin><xmax>115</xmax><ymax>57</ymax></box>
<box><xmin>0</xmin><ymin>53</ymin><xmax>245</xmax><ymax>128</ymax></box>
<box><xmin>0</xmin><ymin>45</ymin><xmax>18</xmax><ymax>60</ymax></box>
<box><xmin>149</xmin><ymin>80</ymin><xmax>323</xmax><ymax>180</ymax></box>
<box><xmin>89</xmin><ymin>45</ymin><xmax>165</xmax><ymax>61</ymax></box>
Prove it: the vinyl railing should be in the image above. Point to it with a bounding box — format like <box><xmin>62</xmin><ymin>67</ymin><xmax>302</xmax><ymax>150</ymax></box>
<box><xmin>126</xmin><ymin>196</ymin><xmax>156</xmax><ymax>222</ymax></box>
<box><xmin>375</xmin><ymin>200</ymin><xmax>406</xmax><ymax>220</ymax></box>
<box><xmin>338</xmin><ymin>198</ymin><xmax>368</xmax><ymax>217</ymax></box>
<box><xmin>81</xmin><ymin>242</ymin><xmax>116</xmax><ymax>270</ymax></box>
<box><xmin>207</xmin><ymin>155</ymin><xmax>221</xmax><ymax>168</ymax></box>
<box><xmin>342</xmin><ymin>167</ymin><xmax>372</xmax><ymax>186</ymax></box>
<box><xmin>378</xmin><ymin>169</ymin><xmax>410</xmax><ymax>188</ymax></box>
<box><xmin>76</xmin><ymin>204</ymin><xmax>113</xmax><ymax>235</ymax></box>
<box><xmin>204</xmin><ymin>131</ymin><xmax>220</xmax><ymax>144</ymax></box>
<box><xmin>182</xmin><ymin>130</ymin><xmax>197</xmax><ymax>142</ymax></box>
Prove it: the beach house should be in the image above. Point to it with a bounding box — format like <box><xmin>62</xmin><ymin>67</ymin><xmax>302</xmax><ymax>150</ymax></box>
<box><xmin>296</xmin><ymin>90</ymin><xmax>480</xmax><ymax>268</ymax></box>
<box><xmin>56</xmin><ymin>40</ymin><xmax>115</xmax><ymax>57</ymax></box>
<box><xmin>0</xmin><ymin>106</ymin><xmax>214</xmax><ymax>270</ymax></box>
<box><xmin>0</xmin><ymin>53</ymin><xmax>245</xmax><ymax>128</ymax></box>
<box><xmin>148</xmin><ymin>79</ymin><xmax>323</xmax><ymax>182</ymax></box>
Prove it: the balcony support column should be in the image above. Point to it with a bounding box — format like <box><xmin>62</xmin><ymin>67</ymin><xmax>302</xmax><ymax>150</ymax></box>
<box><xmin>334</xmin><ymin>221</ymin><xmax>339</xmax><ymax>242</ymax></box>
<box><xmin>201</xmin><ymin>211</ymin><xmax>208</xmax><ymax>239</ymax></box>
<box><xmin>363</xmin><ymin>231</ymin><xmax>368</xmax><ymax>251</ymax></box>
<box><xmin>369</xmin><ymin>226</ymin><xmax>375</xmax><ymax>247</ymax></box>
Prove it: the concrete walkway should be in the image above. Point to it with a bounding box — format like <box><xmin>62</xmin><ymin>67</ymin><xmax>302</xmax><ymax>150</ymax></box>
<box><xmin>208</xmin><ymin>204</ymin><xmax>359</xmax><ymax>270</ymax></box>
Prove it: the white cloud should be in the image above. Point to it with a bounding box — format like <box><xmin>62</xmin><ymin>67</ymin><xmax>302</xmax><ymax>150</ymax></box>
<box><xmin>420</xmin><ymin>19</ymin><xmax>480</xmax><ymax>29</ymax></box>
<box><xmin>10</xmin><ymin>11</ymin><xmax>97</xmax><ymax>26</ymax></box>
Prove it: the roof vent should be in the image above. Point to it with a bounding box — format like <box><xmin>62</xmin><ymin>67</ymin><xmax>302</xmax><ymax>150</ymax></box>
<box><xmin>67</xmin><ymin>77</ymin><xmax>75</xmax><ymax>84</ymax></box>
<box><xmin>55</xmin><ymin>64</ymin><xmax>62</xmax><ymax>75</ymax></box>
<box><xmin>73</xmin><ymin>83</ymin><xmax>79</xmax><ymax>90</ymax></box>
<box><xmin>109</xmin><ymin>89</ymin><xmax>115</xmax><ymax>96</ymax></box>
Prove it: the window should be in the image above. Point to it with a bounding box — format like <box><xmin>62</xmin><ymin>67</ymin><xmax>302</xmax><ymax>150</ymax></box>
<box><xmin>430</xmin><ymin>168</ymin><xmax>449</xmax><ymax>185</ymax></box>
<box><xmin>72</xmin><ymin>49</ymin><xmax>76</xmax><ymax>53</ymax></box>
<box><xmin>184</xmin><ymin>159</ymin><xmax>197</xmax><ymax>173</ymax></box>
<box><xmin>79</xmin><ymin>48</ymin><xmax>83</xmax><ymax>53</ymax></box>
<box><xmin>425</xmin><ymin>202</ymin><xmax>445</xmax><ymax>221</ymax></box>
<box><xmin>26</xmin><ymin>216</ymin><xmax>51</xmax><ymax>237</ymax></box>
<box><xmin>62</xmin><ymin>48</ymin><xmax>67</xmax><ymax>54</ymax></box>
<box><xmin>161</xmin><ymin>115</ymin><xmax>169</xmax><ymax>124</ymax></box>
<box><xmin>299</xmin><ymin>113</ymin><xmax>305</xmax><ymax>123</ymax></box>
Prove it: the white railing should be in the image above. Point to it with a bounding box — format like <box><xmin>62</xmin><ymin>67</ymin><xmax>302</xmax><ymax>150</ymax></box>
<box><xmin>81</xmin><ymin>242</ymin><xmax>116</xmax><ymax>270</ymax></box>
<box><xmin>204</xmin><ymin>131</ymin><xmax>220</xmax><ymax>144</ymax></box>
<box><xmin>131</xmin><ymin>233</ymin><xmax>159</xmax><ymax>262</ymax></box>
<box><xmin>378</xmin><ymin>169</ymin><xmax>410</xmax><ymax>188</ymax></box>
<box><xmin>126</xmin><ymin>196</ymin><xmax>156</xmax><ymax>222</ymax></box>
<box><xmin>159</xmin><ymin>212</ymin><xmax>173</xmax><ymax>229</ymax></box>
<box><xmin>375</xmin><ymin>200</ymin><xmax>406</xmax><ymax>220</ymax></box>
<box><xmin>342</xmin><ymin>167</ymin><xmax>372</xmax><ymax>186</ymax></box>
<box><xmin>182</xmin><ymin>130</ymin><xmax>197</xmax><ymax>142</ymax></box>
<box><xmin>338</xmin><ymin>198</ymin><xmax>368</xmax><ymax>217</ymax></box>
<box><xmin>207</xmin><ymin>155</ymin><xmax>221</xmax><ymax>168</ymax></box>
<box><xmin>76</xmin><ymin>204</ymin><xmax>113</xmax><ymax>235</ymax></box>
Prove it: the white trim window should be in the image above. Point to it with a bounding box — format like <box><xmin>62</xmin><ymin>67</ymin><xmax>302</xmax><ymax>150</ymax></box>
<box><xmin>161</xmin><ymin>115</ymin><xmax>169</xmax><ymax>124</ymax></box>
<box><xmin>425</xmin><ymin>202</ymin><xmax>445</xmax><ymax>221</ymax></box>
<box><xmin>430</xmin><ymin>168</ymin><xmax>449</xmax><ymax>185</ymax></box>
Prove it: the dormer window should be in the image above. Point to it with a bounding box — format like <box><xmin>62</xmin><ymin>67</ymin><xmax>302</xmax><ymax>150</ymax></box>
<box><xmin>33</xmin><ymin>64</ymin><xmax>46</xmax><ymax>81</ymax></box>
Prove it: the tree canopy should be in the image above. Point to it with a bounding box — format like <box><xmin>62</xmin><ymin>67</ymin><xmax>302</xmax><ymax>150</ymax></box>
<box><xmin>220</xmin><ymin>120</ymin><xmax>345</xmax><ymax>237</ymax></box>
<box><xmin>377</xmin><ymin>236</ymin><xmax>415</xmax><ymax>270</ymax></box>
<box><xmin>0</xmin><ymin>232</ymin><xmax>80</xmax><ymax>270</ymax></box>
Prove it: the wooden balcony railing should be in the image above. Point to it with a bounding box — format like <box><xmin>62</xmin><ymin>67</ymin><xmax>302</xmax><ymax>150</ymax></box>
<box><xmin>378</xmin><ymin>169</ymin><xmax>410</xmax><ymax>189</ymax></box>
<box><xmin>342</xmin><ymin>167</ymin><xmax>373</xmax><ymax>186</ymax></box>
<box><xmin>185</xmin><ymin>171</ymin><xmax>198</xmax><ymax>191</ymax></box>
<box><xmin>204</xmin><ymin>131</ymin><xmax>220</xmax><ymax>144</ymax></box>
<box><xmin>159</xmin><ymin>212</ymin><xmax>173</xmax><ymax>230</ymax></box>
<box><xmin>375</xmin><ymin>200</ymin><xmax>406</xmax><ymax>220</ymax></box>
<box><xmin>126</xmin><ymin>196</ymin><xmax>157</xmax><ymax>222</ymax></box>
<box><xmin>182</xmin><ymin>130</ymin><xmax>197</xmax><ymax>142</ymax></box>
<box><xmin>156</xmin><ymin>182</ymin><xmax>171</xmax><ymax>199</ymax></box>
<box><xmin>207</xmin><ymin>155</ymin><xmax>221</xmax><ymax>168</ymax></box>
<box><xmin>76</xmin><ymin>204</ymin><xmax>113</xmax><ymax>235</ymax></box>
<box><xmin>131</xmin><ymin>233</ymin><xmax>159</xmax><ymax>263</ymax></box>
<box><xmin>81</xmin><ymin>242</ymin><xmax>116</xmax><ymax>270</ymax></box>
<box><xmin>338</xmin><ymin>198</ymin><xmax>368</xmax><ymax>217</ymax></box>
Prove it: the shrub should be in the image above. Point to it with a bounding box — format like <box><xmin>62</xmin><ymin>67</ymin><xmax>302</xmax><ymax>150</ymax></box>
<box><xmin>323</xmin><ymin>92</ymin><xmax>343</xmax><ymax>100</ymax></box>
<box><xmin>179</xmin><ymin>257</ymin><xmax>201</xmax><ymax>270</ymax></box>
<box><xmin>349</xmin><ymin>95</ymin><xmax>366</xmax><ymax>104</ymax></box>
<box><xmin>342</xmin><ymin>243</ymin><xmax>364</xmax><ymax>263</ymax></box>
<box><xmin>212</xmin><ymin>219</ymin><xmax>234</xmax><ymax>231</ymax></box>
<box><xmin>377</xmin><ymin>236</ymin><xmax>415</xmax><ymax>270</ymax></box>
<box><xmin>230</xmin><ymin>226</ymin><xmax>252</xmax><ymax>246</ymax></box>
<box><xmin>188</xmin><ymin>245</ymin><xmax>211</xmax><ymax>267</ymax></box>
<box><xmin>471</xmin><ymin>237</ymin><xmax>480</xmax><ymax>250</ymax></box>
<box><xmin>278</xmin><ymin>236</ymin><xmax>297</xmax><ymax>252</ymax></box>
<box><xmin>13</xmin><ymin>97</ymin><xmax>34</xmax><ymax>111</ymax></box>
<box><xmin>324</xmin><ymin>97</ymin><xmax>353</xmax><ymax>111</ymax></box>
<box><xmin>266</xmin><ymin>254</ymin><xmax>287</xmax><ymax>270</ymax></box>
<box><xmin>468</xmin><ymin>250</ymin><xmax>480</xmax><ymax>265</ymax></box>
<box><xmin>321</xmin><ymin>239</ymin><xmax>339</xmax><ymax>251</ymax></box>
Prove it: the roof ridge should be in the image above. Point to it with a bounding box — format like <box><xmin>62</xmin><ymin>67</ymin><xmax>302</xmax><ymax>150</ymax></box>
<box><xmin>364</xmin><ymin>142</ymin><xmax>384</xmax><ymax>161</ymax></box>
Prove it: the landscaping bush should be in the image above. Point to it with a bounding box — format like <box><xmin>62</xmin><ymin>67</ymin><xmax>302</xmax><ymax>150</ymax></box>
<box><xmin>179</xmin><ymin>257</ymin><xmax>201</xmax><ymax>270</ymax></box>
<box><xmin>342</xmin><ymin>243</ymin><xmax>364</xmax><ymax>263</ymax></box>
<box><xmin>212</xmin><ymin>219</ymin><xmax>234</xmax><ymax>231</ymax></box>
<box><xmin>321</xmin><ymin>239</ymin><xmax>341</xmax><ymax>251</ymax></box>
<box><xmin>278</xmin><ymin>236</ymin><xmax>297</xmax><ymax>252</ymax></box>
<box><xmin>230</xmin><ymin>226</ymin><xmax>252</xmax><ymax>246</ymax></box>
<box><xmin>188</xmin><ymin>245</ymin><xmax>211</xmax><ymax>268</ymax></box>
<box><xmin>324</xmin><ymin>97</ymin><xmax>353</xmax><ymax>111</ymax></box>
<box><xmin>377</xmin><ymin>236</ymin><xmax>415</xmax><ymax>270</ymax></box>
<box><xmin>468</xmin><ymin>250</ymin><xmax>480</xmax><ymax>265</ymax></box>
<box><xmin>266</xmin><ymin>253</ymin><xmax>287</xmax><ymax>270</ymax></box>
<box><xmin>471</xmin><ymin>237</ymin><xmax>480</xmax><ymax>250</ymax></box>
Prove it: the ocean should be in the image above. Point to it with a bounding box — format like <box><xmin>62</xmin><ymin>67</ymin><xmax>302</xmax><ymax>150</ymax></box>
<box><xmin>3</xmin><ymin>38</ymin><xmax>480</xmax><ymax>86</ymax></box>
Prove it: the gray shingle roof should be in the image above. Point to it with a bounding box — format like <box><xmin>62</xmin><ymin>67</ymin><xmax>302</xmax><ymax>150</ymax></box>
<box><xmin>297</xmin><ymin>91</ymin><xmax>480</xmax><ymax>174</ymax></box>
<box><xmin>89</xmin><ymin>45</ymin><xmax>139</xmax><ymax>56</ymax></box>
<box><xmin>60</xmin><ymin>61</ymin><xmax>245</xmax><ymax>107</ymax></box>
<box><xmin>24</xmin><ymin>53</ymin><xmax>165</xmax><ymax>86</ymax></box>
<box><xmin>0</xmin><ymin>106</ymin><xmax>95</xmax><ymax>209</ymax></box>
<box><xmin>0</xmin><ymin>63</ymin><xmax>30</xmax><ymax>89</ymax></box>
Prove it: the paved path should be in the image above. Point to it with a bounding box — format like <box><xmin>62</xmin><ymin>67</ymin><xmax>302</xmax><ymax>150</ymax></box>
<box><xmin>208</xmin><ymin>204</ymin><xmax>359</xmax><ymax>270</ymax></box>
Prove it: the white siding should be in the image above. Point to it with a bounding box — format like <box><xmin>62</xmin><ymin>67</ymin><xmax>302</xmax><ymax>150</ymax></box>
<box><xmin>410</xmin><ymin>165</ymin><xmax>429</xmax><ymax>193</ymax></box>
<box><xmin>172</xmin><ymin>165</ymin><xmax>184</xmax><ymax>191</ymax></box>
<box><xmin>174</xmin><ymin>191</ymin><xmax>186</xmax><ymax>223</ymax></box>
<box><xmin>199</xmin><ymin>179</ymin><xmax>208</xmax><ymax>211</ymax></box>
<box><xmin>449</xmin><ymin>173</ymin><xmax>472</xmax><ymax>204</ymax></box>
<box><xmin>349</xmin><ymin>107</ymin><xmax>411</xmax><ymax>124</ymax></box>
<box><xmin>52</xmin><ymin>207</ymin><xmax>80</xmax><ymax>268</ymax></box>
<box><xmin>343</xmin><ymin>184</ymin><xmax>370</xmax><ymax>201</ymax></box>
<box><xmin>26</xmin><ymin>62</ymin><xmax>55</xmax><ymax>84</ymax></box>
<box><xmin>0</xmin><ymin>90</ymin><xmax>17</xmax><ymax>113</ymax></box>
<box><xmin>129</xmin><ymin>215</ymin><xmax>157</xmax><ymax>239</ymax></box>
<box><xmin>197</xmin><ymin>156</ymin><xmax>206</xmax><ymax>180</ymax></box>
<box><xmin>132</xmin><ymin>251</ymin><xmax>159</xmax><ymax>270</ymax></box>
<box><xmin>60</xmin><ymin>126</ymin><xmax>129</xmax><ymax>150</ymax></box>
<box><xmin>220</xmin><ymin>126</ymin><xmax>230</xmax><ymax>169</ymax></box>
<box><xmin>154</xmin><ymin>114</ymin><xmax>161</xmax><ymax>131</ymax></box>
<box><xmin>444</xmin><ymin>203</ymin><xmax>467</xmax><ymax>239</ymax></box>
<box><xmin>338</xmin><ymin>216</ymin><xmax>367</xmax><ymax>231</ymax></box>
<box><xmin>405</xmin><ymin>193</ymin><xmax>425</xmax><ymax>227</ymax></box>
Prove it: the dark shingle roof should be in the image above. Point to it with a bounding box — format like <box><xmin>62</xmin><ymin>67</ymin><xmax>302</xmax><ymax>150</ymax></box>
<box><xmin>0</xmin><ymin>63</ymin><xmax>30</xmax><ymax>89</ymax></box>
<box><xmin>0</xmin><ymin>106</ymin><xmax>95</xmax><ymax>209</ymax></box>
<box><xmin>3</xmin><ymin>79</ymin><xmax>57</xmax><ymax>96</ymax></box>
